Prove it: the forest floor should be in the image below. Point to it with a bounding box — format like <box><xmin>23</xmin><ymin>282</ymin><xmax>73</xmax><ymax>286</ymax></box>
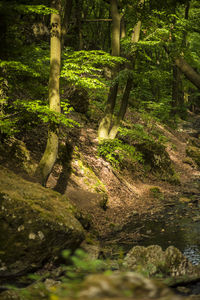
<box><xmin>1</xmin><ymin>110</ymin><xmax>200</xmax><ymax>248</ymax></box>
<box><xmin>54</xmin><ymin>110</ymin><xmax>200</xmax><ymax>246</ymax></box>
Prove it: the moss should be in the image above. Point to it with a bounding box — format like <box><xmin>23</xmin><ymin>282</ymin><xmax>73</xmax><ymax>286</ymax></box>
<box><xmin>0</xmin><ymin>166</ymin><xmax>84</xmax><ymax>277</ymax></box>
<box><xmin>149</xmin><ymin>187</ymin><xmax>164</xmax><ymax>200</ymax></box>
<box><xmin>71</xmin><ymin>151</ymin><xmax>107</xmax><ymax>195</ymax></box>
<box><xmin>135</xmin><ymin>140</ymin><xmax>175</xmax><ymax>179</ymax></box>
<box><xmin>186</xmin><ymin>145</ymin><xmax>200</xmax><ymax>167</ymax></box>
<box><xmin>165</xmin><ymin>172</ymin><xmax>180</xmax><ymax>185</ymax></box>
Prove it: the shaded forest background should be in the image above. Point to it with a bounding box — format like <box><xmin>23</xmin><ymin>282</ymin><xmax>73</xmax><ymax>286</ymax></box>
<box><xmin>1</xmin><ymin>0</ymin><xmax>200</xmax><ymax>183</ymax></box>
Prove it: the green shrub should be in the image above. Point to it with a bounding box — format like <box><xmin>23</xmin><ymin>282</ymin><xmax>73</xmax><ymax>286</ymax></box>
<box><xmin>98</xmin><ymin>138</ymin><xmax>143</xmax><ymax>168</ymax></box>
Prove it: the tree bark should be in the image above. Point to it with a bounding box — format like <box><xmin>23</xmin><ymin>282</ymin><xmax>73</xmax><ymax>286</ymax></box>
<box><xmin>175</xmin><ymin>57</ymin><xmax>200</xmax><ymax>90</ymax></box>
<box><xmin>61</xmin><ymin>0</ymin><xmax>73</xmax><ymax>48</ymax></box>
<box><xmin>35</xmin><ymin>0</ymin><xmax>61</xmax><ymax>186</ymax></box>
<box><xmin>98</xmin><ymin>82</ymin><xmax>119</xmax><ymax>139</ymax></box>
<box><xmin>98</xmin><ymin>0</ymin><xmax>121</xmax><ymax>140</ymax></box>
<box><xmin>110</xmin><ymin>0</ymin><xmax>121</xmax><ymax>56</ymax></box>
<box><xmin>171</xmin><ymin>65</ymin><xmax>184</xmax><ymax>114</ymax></box>
<box><xmin>108</xmin><ymin>74</ymin><xmax>133</xmax><ymax>139</ymax></box>
<box><xmin>75</xmin><ymin>0</ymin><xmax>83</xmax><ymax>50</ymax></box>
<box><xmin>107</xmin><ymin>1</ymin><xmax>143</xmax><ymax>139</ymax></box>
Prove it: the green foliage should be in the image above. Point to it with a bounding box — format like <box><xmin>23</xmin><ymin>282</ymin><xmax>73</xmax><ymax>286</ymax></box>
<box><xmin>0</xmin><ymin>117</ymin><xmax>19</xmax><ymax>135</ymax></box>
<box><xmin>149</xmin><ymin>187</ymin><xmax>164</xmax><ymax>200</ymax></box>
<box><xmin>62</xmin><ymin>249</ymin><xmax>104</xmax><ymax>284</ymax></box>
<box><xmin>61</xmin><ymin>49</ymin><xmax>126</xmax><ymax>90</ymax></box>
<box><xmin>98</xmin><ymin>138</ymin><xmax>143</xmax><ymax>168</ymax></box>
<box><xmin>13</xmin><ymin>99</ymin><xmax>79</xmax><ymax>130</ymax></box>
<box><xmin>0</xmin><ymin>2</ymin><xmax>56</xmax><ymax>15</ymax></box>
<box><xmin>0</xmin><ymin>60</ymin><xmax>40</xmax><ymax>77</ymax></box>
<box><xmin>119</xmin><ymin>123</ymin><xmax>168</xmax><ymax>145</ymax></box>
<box><xmin>141</xmin><ymin>99</ymin><xmax>172</xmax><ymax>123</ymax></box>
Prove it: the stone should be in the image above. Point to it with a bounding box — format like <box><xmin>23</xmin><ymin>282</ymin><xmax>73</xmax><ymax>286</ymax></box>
<box><xmin>186</xmin><ymin>145</ymin><xmax>200</xmax><ymax>167</ymax></box>
<box><xmin>0</xmin><ymin>167</ymin><xmax>85</xmax><ymax>278</ymax></box>
<box><xmin>74</xmin><ymin>272</ymin><xmax>183</xmax><ymax>300</ymax></box>
<box><xmin>123</xmin><ymin>245</ymin><xmax>198</xmax><ymax>277</ymax></box>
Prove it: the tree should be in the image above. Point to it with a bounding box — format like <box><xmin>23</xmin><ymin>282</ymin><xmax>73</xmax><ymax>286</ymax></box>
<box><xmin>35</xmin><ymin>0</ymin><xmax>62</xmax><ymax>186</ymax></box>
<box><xmin>98</xmin><ymin>0</ymin><xmax>121</xmax><ymax>140</ymax></box>
<box><xmin>98</xmin><ymin>0</ymin><xmax>144</xmax><ymax>140</ymax></box>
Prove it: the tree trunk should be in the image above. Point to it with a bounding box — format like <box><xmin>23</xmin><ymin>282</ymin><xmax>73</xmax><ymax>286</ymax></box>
<box><xmin>35</xmin><ymin>0</ymin><xmax>61</xmax><ymax>186</ymax></box>
<box><xmin>61</xmin><ymin>0</ymin><xmax>73</xmax><ymax>49</ymax></box>
<box><xmin>75</xmin><ymin>0</ymin><xmax>83</xmax><ymax>50</ymax></box>
<box><xmin>108</xmin><ymin>75</ymin><xmax>133</xmax><ymax>139</ymax></box>
<box><xmin>172</xmin><ymin>65</ymin><xmax>184</xmax><ymax>114</ymax></box>
<box><xmin>175</xmin><ymin>57</ymin><xmax>200</xmax><ymax>90</ymax></box>
<box><xmin>120</xmin><ymin>16</ymin><xmax>126</xmax><ymax>39</ymax></box>
<box><xmin>111</xmin><ymin>0</ymin><xmax>121</xmax><ymax>56</ymax></box>
<box><xmin>98</xmin><ymin>0</ymin><xmax>121</xmax><ymax>140</ymax></box>
<box><xmin>98</xmin><ymin>82</ymin><xmax>119</xmax><ymax>139</ymax></box>
<box><xmin>107</xmin><ymin>0</ymin><xmax>143</xmax><ymax>140</ymax></box>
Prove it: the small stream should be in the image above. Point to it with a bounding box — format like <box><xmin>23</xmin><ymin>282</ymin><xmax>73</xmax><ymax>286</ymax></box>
<box><xmin>103</xmin><ymin>198</ymin><xmax>200</xmax><ymax>266</ymax></box>
<box><xmin>123</xmin><ymin>202</ymin><xmax>200</xmax><ymax>265</ymax></box>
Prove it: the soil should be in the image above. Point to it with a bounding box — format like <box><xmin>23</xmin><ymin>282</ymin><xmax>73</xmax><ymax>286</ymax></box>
<box><xmin>1</xmin><ymin>110</ymin><xmax>200</xmax><ymax>245</ymax></box>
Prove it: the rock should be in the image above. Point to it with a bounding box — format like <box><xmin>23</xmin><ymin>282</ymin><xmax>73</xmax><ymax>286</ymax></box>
<box><xmin>80</xmin><ymin>240</ymin><xmax>100</xmax><ymax>260</ymax></box>
<box><xmin>123</xmin><ymin>245</ymin><xmax>198</xmax><ymax>277</ymax></box>
<box><xmin>0</xmin><ymin>167</ymin><xmax>85</xmax><ymax>278</ymax></box>
<box><xmin>0</xmin><ymin>272</ymin><xmax>186</xmax><ymax>300</ymax></box>
<box><xmin>186</xmin><ymin>146</ymin><xmax>200</xmax><ymax>167</ymax></box>
<box><xmin>135</xmin><ymin>141</ymin><xmax>178</xmax><ymax>183</ymax></box>
<box><xmin>123</xmin><ymin>245</ymin><xmax>166</xmax><ymax>276</ymax></box>
<box><xmin>64</xmin><ymin>272</ymin><xmax>183</xmax><ymax>300</ymax></box>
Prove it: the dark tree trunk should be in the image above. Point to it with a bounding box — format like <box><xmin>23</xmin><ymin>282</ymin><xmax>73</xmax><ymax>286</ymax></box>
<box><xmin>61</xmin><ymin>0</ymin><xmax>73</xmax><ymax>49</ymax></box>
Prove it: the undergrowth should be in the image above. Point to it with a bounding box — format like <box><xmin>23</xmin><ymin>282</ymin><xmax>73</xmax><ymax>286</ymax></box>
<box><xmin>98</xmin><ymin>138</ymin><xmax>143</xmax><ymax>168</ymax></box>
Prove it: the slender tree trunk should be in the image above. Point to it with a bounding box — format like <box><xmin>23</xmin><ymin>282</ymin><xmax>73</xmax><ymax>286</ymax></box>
<box><xmin>0</xmin><ymin>11</ymin><xmax>7</xmax><ymax>59</ymax></box>
<box><xmin>107</xmin><ymin>1</ymin><xmax>143</xmax><ymax>139</ymax></box>
<box><xmin>111</xmin><ymin>0</ymin><xmax>121</xmax><ymax>56</ymax></box>
<box><xmin>120</xmin><ymin>16</ymin><xmax>126</xmax><ymax>39</ymax></box>
<box><xmin>61</xmin><ymin>0</ymin><xmax>73</xmax><ymax>49</ymax></box>
<box><xmin>171</xmin><ymin>0</ymin><xmax>190</xmax><ymax>114</ymax></box>
<box><xmin>172</xmin><ymin>65</ymin><xmax>184</xmax><ymax>114</ymax></box>
<box><xmin>35</xmin><ymin>0</ymin><xmax>61</xmax><ymax>186</ymax></box>
<box><xmin>108</xmin><ymin>75</ymin><xmax>133</xmax><ymax>139</ymax></box>
<box><xmin>75</xmin><ymin>0</ymin><xmax>83</xmax><ymax>50</ymax></box>
<box><xmin>175</xmin><ymin>57</ymin><xmax>200</xmax><ymax>90</ymax></box>
<box><xmin>98</xmin><ymin>0</ymin><xmax>121</xmax><ymax>140</ymax></box>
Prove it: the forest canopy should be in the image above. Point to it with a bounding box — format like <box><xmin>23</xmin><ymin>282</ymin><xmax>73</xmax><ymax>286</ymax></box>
<box><xmin>0</xmin><ymin>0</ymin><xmax>200</xmax><ymax>182</ymax></box>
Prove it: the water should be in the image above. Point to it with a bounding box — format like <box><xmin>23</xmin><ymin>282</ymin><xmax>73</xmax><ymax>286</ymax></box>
<box><xmin>120</xmin><ymin>204</ymin><xmax>200</xmax><ymax>265</ymax></box>
<box><xmin>183</xmin><ymin>246</ymin><xmax>200</xmax><ymax>265</ymax></box>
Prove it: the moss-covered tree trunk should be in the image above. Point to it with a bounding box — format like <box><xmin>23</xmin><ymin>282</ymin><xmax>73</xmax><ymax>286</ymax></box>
<box><xmin>35</xmin><ymin>0</ymin><xmax>61</xmax><ymax>186</ymax></box>
<box><xmin>98</xmin><ymin>0</ymin><xmax>121</xmax><ymax>140</ymax></box>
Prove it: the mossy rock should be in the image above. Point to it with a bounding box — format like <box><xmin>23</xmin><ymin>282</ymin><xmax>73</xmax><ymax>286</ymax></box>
<box><xmin>188</xmin><ymin>137</ymin><xmax>200</xmax><ymax>148</ymax></box>
<box><xmin>123</xmin><ymin>245</ymin><xmax>198</xmax><ymax>278</ymax></box>
<box><xmin>135</xmin><ymin>141</ymin><xmax>174</xmax><ymax>178</ymax></box>
<box><xmin>51</xmin><ymin>272</ymin><xmax>178</xmax><ymax>300</ymax></box>
<box><xmin>186</xmin><ymin>145</ymin><xmax>200</xmax><ymax>167</ymax></box>
<box><xmin>0</xmin><ymin>167</ymin><xmax>84</xmax><ymax>278</ymax></box>
<box><xmin>0</xmin><ymin>138</ymin><xmax>37</xmax><ymax>176</ymax></box>
<box><xmin>68</xmin><ymin>87</ymin><xmax>89</xmax><ymax>114</ymax></box>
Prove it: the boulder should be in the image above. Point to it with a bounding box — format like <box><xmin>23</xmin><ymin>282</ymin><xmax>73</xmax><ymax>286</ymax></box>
<box><xmin>56</xmin><ymin>272</ymin><xmax>183</xmax><ymax>300</ymax></box>
<box><xmin>0</xmin><ymin>167</ymin><xmax>85</xmax><ymax>278</ymax></box>
<box><xmin>123</xmin><ymin>245</ymin><xmax>197</xmax><ymax>277</ymax></box>
<box><xmin>0</xmin><ymin>272</ymin><xmax>185</xmax><ymax>300</ymax></box>
<box><xmin>186</xmin><ymin>145</ymin><xmax>200</xmax><ymax>167</ymax></box>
